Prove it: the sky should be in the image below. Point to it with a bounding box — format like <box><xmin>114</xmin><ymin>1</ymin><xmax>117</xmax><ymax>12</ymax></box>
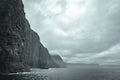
<box><xmin>22</xmin><ymin>0</ymin><xmax>120</xmax><ymax>65</ymax></box>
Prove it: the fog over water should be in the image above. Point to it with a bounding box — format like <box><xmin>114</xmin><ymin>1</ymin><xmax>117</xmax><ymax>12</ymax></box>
<box><xmin>22</xmin><ymin>0</ymin><xmax>120</xmax><ymax>65</ymax></box>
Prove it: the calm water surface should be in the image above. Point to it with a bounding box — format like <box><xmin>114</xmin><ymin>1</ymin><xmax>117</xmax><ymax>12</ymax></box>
<box><xmin>0</xmin><ymin>67</ymin><xmax>120</xmax><ymax>80</ymax></box>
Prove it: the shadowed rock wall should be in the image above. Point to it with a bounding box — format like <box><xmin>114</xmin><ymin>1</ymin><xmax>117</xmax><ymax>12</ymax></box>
<box><xmin>0</xmin><ymin>0</ymin><xmax>58</xmax><ymax>73</ymax></box>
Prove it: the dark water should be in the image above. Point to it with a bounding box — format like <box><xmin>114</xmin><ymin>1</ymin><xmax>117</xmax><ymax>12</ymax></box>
<box><xmin>0</xmin><ymin>67</ymin><xmax>120</xmax><ymax>80</ymax></box>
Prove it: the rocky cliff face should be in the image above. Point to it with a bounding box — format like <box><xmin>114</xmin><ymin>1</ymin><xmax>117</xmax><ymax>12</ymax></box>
<box><xmin>0</xmin><ymin>0</ymin><xmax>58</xmax><ymax>73</ymax></box>
<box><xmin>52</xmin><ymin>55</ymin><xmax>66</xmax><ymax>68</ymax></box>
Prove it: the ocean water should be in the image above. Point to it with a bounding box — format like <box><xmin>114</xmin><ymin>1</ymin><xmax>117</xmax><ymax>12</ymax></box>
<box><xmin>0</xmin><ymin>67</ymin><xmax>120</xmax><ymax>80</ymax></box>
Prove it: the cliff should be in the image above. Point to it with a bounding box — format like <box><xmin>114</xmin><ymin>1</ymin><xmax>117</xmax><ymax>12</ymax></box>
<box><xmin>0</xmin><ymin>0</ymin><xmax>58</xmax><ymax>73</ymax></box>
<box><xmin>52</xmin><ymin>55</ymin><xmax>66</xmax><ymax>68</ymax></box>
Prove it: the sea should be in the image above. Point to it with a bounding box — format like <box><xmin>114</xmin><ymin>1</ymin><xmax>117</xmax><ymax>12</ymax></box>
<box><xmin>0</xmin><ymin>66</ymin><xmax>120</xmax><ymax>80</ymax></box>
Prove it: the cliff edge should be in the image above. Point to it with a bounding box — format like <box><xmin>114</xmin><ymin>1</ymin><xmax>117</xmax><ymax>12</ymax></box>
<box><xmin>0</xmin><ymin>0</ymin><xmax>58</xmax><ymax>73</ymax></box>
<box><xmin>52</xmin><ymin>55</ymin><xmax>66</xmax><ymax>68</ymax></box>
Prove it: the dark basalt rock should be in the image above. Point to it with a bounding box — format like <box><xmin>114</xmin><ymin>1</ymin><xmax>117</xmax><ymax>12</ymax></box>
<box><xmin>0</xmin><ymin>0</ymin><xmax>58</xmax><ymax>73</ymax></box>
<box><xmin>0</xmin><ymin>0</ymin><xmax>28</xmax><ymax>73</ymax></box>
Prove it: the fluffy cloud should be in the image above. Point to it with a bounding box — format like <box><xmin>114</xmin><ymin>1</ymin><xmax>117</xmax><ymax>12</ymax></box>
<box><xmin>23</xmin><ymin>0</ymin><xmax>120</xmax><ymax>65</ymax></box>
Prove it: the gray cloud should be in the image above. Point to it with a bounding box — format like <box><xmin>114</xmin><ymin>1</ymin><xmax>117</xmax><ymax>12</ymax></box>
<box><xmin>23</xmin><ymin>0</ymin><xmax>120</xmax><ymax>64</ymax></box>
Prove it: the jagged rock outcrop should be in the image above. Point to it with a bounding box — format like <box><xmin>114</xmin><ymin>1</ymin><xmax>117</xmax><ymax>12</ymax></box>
<box><xmin>0</xmin><ymin>0</ymin><xmax>58</xmax><ymax>73</ymax></box>
<box><xmin>52</xmin><ymin>55</ymin><xmax>66</xmax><ymax>68</ymax></box>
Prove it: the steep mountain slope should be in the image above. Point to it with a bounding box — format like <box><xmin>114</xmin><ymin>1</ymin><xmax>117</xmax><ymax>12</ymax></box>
<box><xmin>0</xmin><ymin>0</ymin><xmax>58</xmax><ymax>73</ymax></box>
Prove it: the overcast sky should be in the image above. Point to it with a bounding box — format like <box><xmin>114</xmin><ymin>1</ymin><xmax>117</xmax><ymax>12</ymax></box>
<box><xmin>23</xmin><ymin>0</ymin><xmax>120</xmax><ymax>65</ymax></box>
